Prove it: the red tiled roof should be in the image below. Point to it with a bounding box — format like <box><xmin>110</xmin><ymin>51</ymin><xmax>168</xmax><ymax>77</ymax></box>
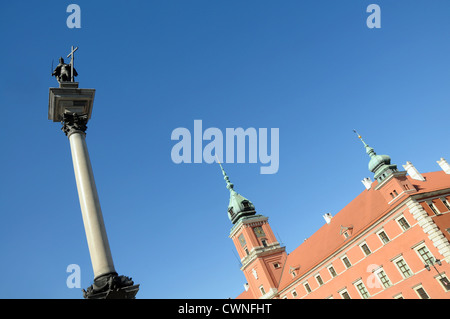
<box><xmin>236</xmin><ymin>288</ymin><xmax>254</xmax><ymax>299</ymax></box>
<box><xmin>277</xmin><ymin>170</ymin><xmax>450</xmax><ymax>292</ymax></box>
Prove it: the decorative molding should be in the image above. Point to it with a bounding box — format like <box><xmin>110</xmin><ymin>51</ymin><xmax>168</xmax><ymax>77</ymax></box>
<box><xmin>61</xmin><ymin>112</ymin><xmax>88</xmax><ymax>137</ymax></box>
<box><xmin>407</xmin><ymin>199</ymin><xmax>450</xmax><ymax>263</ymax></box>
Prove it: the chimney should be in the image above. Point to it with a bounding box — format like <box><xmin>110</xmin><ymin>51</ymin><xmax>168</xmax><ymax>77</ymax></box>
<box><xmin>402</xmin><ymin>161</ymin><xmax>425</xmax><ymax>181</ymax></box>
<box><xmin>243</xmin><ymin>283</ymin><xmax>249</xmax><ymax>291</ymax></box>
<box><xmin>437</xmin><ymin>158</ymin><xmax>450</xmax><ymax>174</ymax></box>
<box><xmin>323</xmin><ymin>213</ymin><xmax>333</xmax><ymax>224</ymax></box>
<box><xmin>361</xmin><ymin>177</ymin><xmax>372</xmax><ymax>190</ymax></box>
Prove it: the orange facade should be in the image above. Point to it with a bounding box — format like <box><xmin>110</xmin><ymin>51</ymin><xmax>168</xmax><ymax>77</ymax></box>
<box><xmin>233</xmin><ymin>169</ymin><xmax>450</xmax><ymax>299</ymax></box>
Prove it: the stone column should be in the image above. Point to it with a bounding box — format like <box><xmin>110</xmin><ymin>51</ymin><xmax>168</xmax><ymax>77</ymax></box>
<box><xmin>62</xmin><ymin>113</ymin><xmax>116</xmax><ymax>279</ymax></box>
<box><xmin>50</xmin><ymin>79</ymin><xmax>139</xmax><ymax>299</ymax></box>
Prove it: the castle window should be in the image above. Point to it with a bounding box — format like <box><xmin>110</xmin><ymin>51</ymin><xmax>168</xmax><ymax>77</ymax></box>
<box><xmin>244</xmin><ymin>247</ymin><xmax>249</xmax><ymax>256</ymax></box>
<box><xmin>304</xmin><ymin>282</ymin><xmax>312</xmax><ymax>294</ymax></box>
<box><xmin>355</xmin><ymin>280</ymin><xmax>370</xmax><ymax>299</ymax></box>
<box><xmin>259</xmin><ymin>285</ymin><xmax>266</xmax><ymax>296</ymax></box>
<box><xmin>415</xmin><ymin>245</ymin><xmax>434</xmax><ymax>266</ymax></box>
<box><xmin>427</xmin><ymin>202</ymin><xmax>440</xmax><ymax>215</ymax></box>
<box><xmin>261</xmin><ymin>239</ymin><xmax>268</xmax><ymax>247</ymax></box>
<box><xmin>273</xmin><ymin>262</ymin><xmax>280</xmax><ymax>269</ymax></box>
<box><xmin>393</xmin><ymin>190</ymin><xmax>398</xmax><ymax>196</ymax></box>
<box><xmin>377</xmin><ymin>230</ymin><xmax>390</xmax><ymax>244</ymax></box>
<box><xmin>394</xmin><ymin>258</ymin><xmax>413</xmax><ymax>278</ymax></box>
<box><xmin>339</xmin><ymin>289</ymin><xmax>351</xmax><ymax>299</ymax></box>
<box><xmin>441</xmin><ymin>198</ymin><xmax>450</xmax><ymax>211</ymax></box>
<box><xmin>414</xmin><ymin>286</ymin><xmax>429</xmax><ymax>299</ymax></box>
<box><xmin>396</xmin><ymin>216</ymin><xmax>410</xmax><ymax>231</ymax></box>
<box><xmin>328</xmin><ymin>266</ymin><xmax>337</xmax><ymax>278</ymax></box>
<box><xmin>375</xmin><ymin>269</ymin><xmax>391</xmax><ymax>289</ymax></box>
<box><xmin>342</xmin><ymin>256</ymin><xmax>352</xmax><ymax>269</ymax></box>
<box><xmin>291</xmin><ymin>289</ymin><xmax>298</xmax><ymax>298</ymax></box>
<box><xmin>360</xmin><ymin>243</ymin><xmax>371</xmax><ymax>256</ymax></box>
<box><xmin>315</xmin><ymin>274</ymin><xmax>324</xmax><ymax>286</ymax></box>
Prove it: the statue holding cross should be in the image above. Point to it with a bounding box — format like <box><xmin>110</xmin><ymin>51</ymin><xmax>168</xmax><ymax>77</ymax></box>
<box><xmin>52</xmin><ymin>46</ymin><xmax>79</xmax><ymax>83</ymax></box>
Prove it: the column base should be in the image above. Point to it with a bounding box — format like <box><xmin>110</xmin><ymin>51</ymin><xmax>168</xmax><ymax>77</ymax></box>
<box><xmin>82</xmin><ymin>272</ymin><xmax>140</xmax><ymax>299</ymax></box>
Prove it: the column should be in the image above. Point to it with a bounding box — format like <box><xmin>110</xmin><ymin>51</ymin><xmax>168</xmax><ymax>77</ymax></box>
<box><xmin>63</xmin><ymin>113</ymin><xmax>116</xmax><ymax>279</ymax></box>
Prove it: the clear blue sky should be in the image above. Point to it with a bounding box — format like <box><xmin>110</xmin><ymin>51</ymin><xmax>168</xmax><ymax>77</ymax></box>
<box><xmin>0</xmin><ymin>0</ymin><xmax>449</xmax><ymax>298</ymax></box>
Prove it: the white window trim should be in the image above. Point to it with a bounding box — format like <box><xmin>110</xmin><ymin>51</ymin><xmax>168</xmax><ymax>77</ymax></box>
<box><xmin>376</xmin><ymin>229</ymin><xmax>390</xmax><ymax>245</ymax></box>
<box><xmin>353</xmin><ymin>279</ymin><xmax>370</xmax><ymax>299</ymax></box>
<box><xmin>413</xmin><ymin>284</ymin><xmax>430</xmax><ymax>299</ymax></box>
<box><xmin>412</xmin><ymin>242</ymin><xmax>434</xmax><ymax>266</ymax></box>
<box><xmin>395</xmin><ymin>215</ymin><xmax>411</xmax><ymax>232</ymax></box>
<box><xmin>426</xmin><ymin>200</ymin><xmax>441</xmax><ymax>215</ymax></box>
<box><xmin>338</xmin><ymin>288</ymin><xmax>351</xmax><ymax>299</ymax></box>
<box><xmin>434</xmin><ymin>272</ymin><xmax>450</xmax><ymax>292</ymax></box>
<box><xmin>374</xmin><ymin>267</ymin><xmax>392</xmax><ymax>289</ymax></box>
<box><xmin>359</xmin><ymin>241</ymin><xmax>372</xmax><ymax>256</ymax></box>
<box><xmin>341</xmin><ymin>255</ymin><xmax>352</xmax><ymax>269</ymax></box>
<box><xmin>392</xmin><ymin>255</ymin><xmax>414</xmax><ymax>279</ymax></box>
<box><xmin>327</xmin><ymin>265</ymin><xmax>337</xmax><ymax>278</ymax></box>
<box><xmin>303</xmin><ymin>281</ymin><xmax>312</xmax><ymax>294</ymax></box>
<box><xmin>291</xmin><ymin>289</ymin><xmax>298</xmax><ymax>298</ymax></box>
<box><xmin>315</xmin><ymin>274</ymin><xmax>324</xmax><ymax>286</ymax></box>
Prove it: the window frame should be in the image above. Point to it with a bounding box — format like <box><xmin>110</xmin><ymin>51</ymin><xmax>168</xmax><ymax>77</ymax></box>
<box><xmin>354</xmin><ymin>279</ymin><xmax>370</xmax><ymax>299</ymax></box>
<box><xmin>396</xmin><ymin>215</ymin><xmax>411</xmax><ymax>231</ymax></box>
<box><xmin>393</xmin><ymin>256</ymin><xmax>414</xmax><ymax>279</ymax></box>
<box><xmin>377</xmin><ymin>229</ymin><xmax>390</xmax><ymax>244</ymax></box>
<box><xmin>341</xmin><ymin>256</ymin><xmax>352</xmax><ymax>269</ymax></box>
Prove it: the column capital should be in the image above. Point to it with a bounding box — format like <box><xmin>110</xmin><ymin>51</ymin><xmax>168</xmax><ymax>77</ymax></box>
<box><xmin>61</xmin><ymin>112</ymin><xmax>88</xmax><ymax>137</ymax></box>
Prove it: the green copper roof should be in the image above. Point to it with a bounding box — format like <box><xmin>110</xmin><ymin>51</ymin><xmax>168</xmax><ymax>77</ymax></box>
<box><xmin>218</xmin><ymin>161</ymin><xmax>256</xmax><ymax>224</ymax></box>
<box><xmin>354</xmin><ymin>130</ymin><xmax>398</xmax><ymax>183</ymax></box>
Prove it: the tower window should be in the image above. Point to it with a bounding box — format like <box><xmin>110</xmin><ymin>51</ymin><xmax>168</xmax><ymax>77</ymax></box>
<box><xmin>228</xmin><ymin>207</ymin><xmax>235</xmax><ymax>218</ymax></box>
<box><xmin>242</xmin><ymin>200</ymin><xmax>250</xmax><ymax>209</ymax></box>
<box><xmin>259</xmin><ymin>285</ymin><xmax>266</xmax><ymax>296</ymax></box>
<box><xmin>261</xmin><ymin>239</ymin><xmax>268</xmax><ymax>247</ymax></box>
<box><xmin>273</xmin><ymin>262</ymin><xmax>280</xmax><ymax>269</ymax></box>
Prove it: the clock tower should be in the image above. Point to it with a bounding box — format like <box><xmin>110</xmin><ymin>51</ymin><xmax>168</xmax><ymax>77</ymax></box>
<box><xmin>219</xmin><ymin>163</ymin><xmax>287</xmax><ymax>299</ymax></box>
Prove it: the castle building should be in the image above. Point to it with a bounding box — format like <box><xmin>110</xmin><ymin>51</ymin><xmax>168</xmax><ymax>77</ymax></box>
<box><xmin>223</xmin><ymin>135</ymin><xmax>450</xmax><ymax>299</ymax></box>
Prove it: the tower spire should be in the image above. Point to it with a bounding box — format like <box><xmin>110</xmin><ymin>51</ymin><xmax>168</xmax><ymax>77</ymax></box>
<box><xmin>353</xmin><ymin>130</ymin><xmax>398</xmax><ymax>183</ymax></box>
<box><xmin>217</xmin><ymin>156</ymin><xmax>235</xmax><ymax>193</ymax></box>
<box><xmin>353</xmin><ymin>129</ymin><xmax>375</xmax><ymax>156</ymax></box>
<box><xmin>216</xmin><ymin>157</ymin><xmax>256</xmax><ymax>224</ymax></box>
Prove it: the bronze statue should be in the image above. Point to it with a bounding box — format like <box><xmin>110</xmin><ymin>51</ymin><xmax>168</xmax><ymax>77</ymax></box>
<box><xmin>52</xmin><ymin>57</ymin><xmax>78</xmax><ymax>83</ymax></box>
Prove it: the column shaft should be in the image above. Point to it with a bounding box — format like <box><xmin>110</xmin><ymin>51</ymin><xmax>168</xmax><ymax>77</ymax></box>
<box><xmin>69</xmin><ymin>130</ymin><xmax>116</xmax><ymax>279</ymax></box>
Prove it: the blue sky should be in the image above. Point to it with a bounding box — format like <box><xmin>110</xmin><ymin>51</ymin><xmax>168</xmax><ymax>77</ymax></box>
<box><xmin>0</xmin><ymin>0</ymin><xmax>450</xmax><ymax>298</ymax></box>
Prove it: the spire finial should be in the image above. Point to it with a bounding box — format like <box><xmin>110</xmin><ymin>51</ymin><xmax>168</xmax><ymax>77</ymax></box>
<box><xmin>353</xmin><ymin>129</ymin><xmax>368</xmax><ymax>147</ymax></box>
<box><xmin>353</xmin><ymin>129</ymin><xmax>375</xmax><ymax>156</ymax></box>
<box><xmin>216</xmin><ymin>155</ymin><xmax>235</xmax><ymax>192</ymax></box>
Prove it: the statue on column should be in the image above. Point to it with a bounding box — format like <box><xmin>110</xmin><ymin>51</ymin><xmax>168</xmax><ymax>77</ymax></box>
<box><xmin>52</xmin><ymin>57</ymin><xmax>78</xmax><ymax>83</ymax></box>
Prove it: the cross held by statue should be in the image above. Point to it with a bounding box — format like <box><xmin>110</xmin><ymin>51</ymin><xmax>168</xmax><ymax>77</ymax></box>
<box><xmin>67</xmin><ymin>46</ymin><xmax>78</xmax><ymax>82</ymax></box>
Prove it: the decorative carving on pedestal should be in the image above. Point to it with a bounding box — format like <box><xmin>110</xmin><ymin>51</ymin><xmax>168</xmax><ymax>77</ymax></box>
<box><xmin>61</xmin><ymin>112</ymin><xmax>88</xmax><ymax>136</ymax></box>
<box><xmin>83</xmin><ymin>272</ymin><xmax>140</xmax><ymax>299</ymax></box>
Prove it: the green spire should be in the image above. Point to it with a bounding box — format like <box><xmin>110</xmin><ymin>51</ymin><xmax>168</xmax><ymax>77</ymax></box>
<box><xmin>218</xmin><ymin>159</ymin><xmax>236</xmax><ymax>194</ymax></box>
<box><xmin>216</xmin><ymin>159</ymin><xmax>256</xmax><ymax>224</ymax></box>
<box><xmin>353</xmin><ymin>130</ymin><xmax>398</xmax><ymax>183</ymax></box>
